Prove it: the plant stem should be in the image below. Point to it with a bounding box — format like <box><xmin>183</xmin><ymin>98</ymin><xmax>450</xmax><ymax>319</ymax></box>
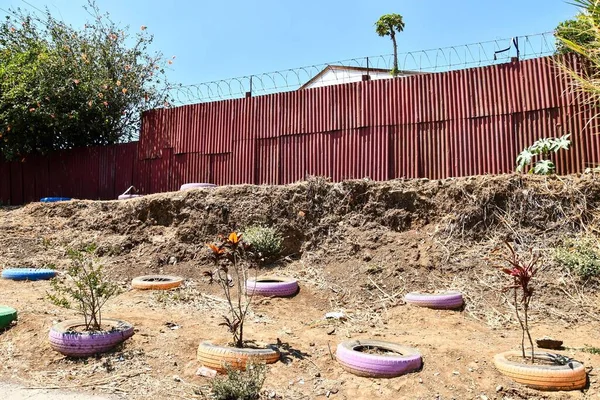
<box><xmin>513</xmin><ymin>287</ymin><xmax>526</xmax><ymax>359</ymax></box>
<box><xmin>524</xmin><ymin>296</ymin><xmax>534</xmax><ymax>363</ymax></box>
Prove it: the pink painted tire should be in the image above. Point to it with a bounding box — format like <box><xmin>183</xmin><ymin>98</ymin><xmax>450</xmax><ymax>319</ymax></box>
<box><xmin>118</xmin><ymin>194</ymin><xmax>143</xmax><ymax>200</ymax></box>
<box><xmin>404</xmin><ymin>291</ymin><xmax>464</xmax><ymax>309</ymax></box>
<box><xmin>49</xmin><ymin>319</ymin><xmax>134</xmax><ymax>357</ymax></box>
<box><xmin>246</xmin><ymin>276</ymin><xmax>299</xmax><ymax>297</ymax></box>
<box><xmin>180</xmin><ymin>183</ymin><xmax>217</xmax><ymax>191</ymax></box>
<box><xmin>336</xmin><ymin>340</ymin><xmax>422</xmax><ymax>378</ymax></box>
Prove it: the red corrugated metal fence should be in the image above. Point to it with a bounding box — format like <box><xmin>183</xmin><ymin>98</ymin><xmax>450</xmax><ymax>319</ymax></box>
<box><xmin>1</xmin><ymin>54</ymin><xmax>598</xmax><ymax>205</ymax></box>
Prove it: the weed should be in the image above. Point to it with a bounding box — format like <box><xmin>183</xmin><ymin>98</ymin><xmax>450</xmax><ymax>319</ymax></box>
<box><xmin>555</xmin><ymin>236</ymin><xmax>600</xmax><ymax>279</ymax></box>
<box><xmin>242</xmin><ymin>225</ymin><xmax>283</xmax><ymax>262</ymax></box>
<box><xmin>582</xmin><ymin>345</ymin><xmax>600</xmax><ymax>355</ymax></box>
<box><xmin>211</xmin><ymin>362</ymin><xmax>267</xmax><ymax>400</ymax></box>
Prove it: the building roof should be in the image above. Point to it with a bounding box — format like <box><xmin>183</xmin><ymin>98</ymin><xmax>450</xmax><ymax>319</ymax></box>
<box><xmin>299</xmin><ymin>65</ymin><xmax>421</xmax><ymax>90</ymax></box>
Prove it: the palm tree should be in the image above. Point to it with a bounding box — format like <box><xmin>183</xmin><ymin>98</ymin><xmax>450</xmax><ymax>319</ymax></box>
<box><xmin>375</xmin><ymin>14</ymin><xmax>405</xmax><ymax>77</ymax></box>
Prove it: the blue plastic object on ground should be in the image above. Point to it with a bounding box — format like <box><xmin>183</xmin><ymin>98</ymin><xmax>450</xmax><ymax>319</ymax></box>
<box><xmin>1</xmin><ymin>268</ymin><xmax>57</xmax><ymax>281</ymax></box>
<box><xmin>40</xmin><ymin>197</ymin><xmax>72</xmax><ymax>203</ymax></box>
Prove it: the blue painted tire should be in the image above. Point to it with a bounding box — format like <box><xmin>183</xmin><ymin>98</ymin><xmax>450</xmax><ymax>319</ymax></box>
<box><xmin>1</xmin><ymin>268</ymin><xmax>57</xmax><ymax>281</ymax></box>
<box><xmin>41</xmin><ymin>197</ymin><xmax>72</xmax><ymax>203</ymax></box>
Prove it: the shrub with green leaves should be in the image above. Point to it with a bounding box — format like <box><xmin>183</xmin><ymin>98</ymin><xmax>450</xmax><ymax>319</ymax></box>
<box><xmin>210</xmin><ymin>362</ymin><xmax>267</xmax><ymax>400</ymax></box>
<box><xmin>47</xmin><ymin>244</ymin><xmax>121</xmax><ymax>330</ymax></box>
<box><xmin>515</xmin><ymin>134</ymin><xmax>571</xmax><ymax>174</ymax></box>
<box><xmin>242</xmin><ymin>225</ymin><xmax>283</xmax><ymax>261</ymax></box>
<box><xmin>555</xmin><ymin>236</ymin><xmax>600</xmax><ymax>279</ymax></box>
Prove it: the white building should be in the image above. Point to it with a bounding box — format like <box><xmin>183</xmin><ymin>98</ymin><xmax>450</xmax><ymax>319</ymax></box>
<box><xmin>299</xmin><ymin>65</ymin><xmax>419</xmax><ymax>90</ymax></box>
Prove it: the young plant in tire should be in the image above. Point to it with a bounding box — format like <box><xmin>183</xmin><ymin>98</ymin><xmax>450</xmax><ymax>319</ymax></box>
<box><xmin>206</xmin><ymin>232</ymin><xmax>257</xmax><ymax>348</ymax></box>
<box><xmin>495</xmin><ymin>242</ymin><xmax>541</xmax><ymax>363</ymax></box>
<box><xmin>48</xmin><ymin>244</ymin><xmax>121</xmax><ymax>331</ymax></box>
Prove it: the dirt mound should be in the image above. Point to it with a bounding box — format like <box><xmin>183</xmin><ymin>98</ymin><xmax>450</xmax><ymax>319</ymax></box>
<box><xmin>1</xmin><ymin>174</ymin><xmax>600</xmax><ymax>399</ymax></box>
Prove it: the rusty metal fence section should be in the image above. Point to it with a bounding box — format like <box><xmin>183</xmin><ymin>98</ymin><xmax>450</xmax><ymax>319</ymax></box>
<box><xmin>1</xmin><ymin>54</ymin><xmax>599</xmax><ymax>205</ymax></box>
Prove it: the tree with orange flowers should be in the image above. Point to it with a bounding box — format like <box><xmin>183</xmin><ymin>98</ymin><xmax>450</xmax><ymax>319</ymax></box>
<box><xmin>0</xmin><ymin>0</ymin><xmax>174</xmax><ymax>160</ymax></box>
<box><xmin>205</xmin><ymin>232</ymin><xmax>258</xmax><ymax>348</ymax></box>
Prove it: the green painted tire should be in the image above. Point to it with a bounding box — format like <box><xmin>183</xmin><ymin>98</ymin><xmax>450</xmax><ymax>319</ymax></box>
<box><xmin>0</xmin><ymin>306</ymin><xmax>17</xmax><ymax>330</ymax></box>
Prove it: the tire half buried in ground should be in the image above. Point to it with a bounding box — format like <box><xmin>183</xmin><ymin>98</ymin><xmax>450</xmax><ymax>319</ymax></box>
<box><xmin>0</xmin><ymin>306</ymin><xmax>17</xmax><ymax>330</ymax></box>
<box><xmin>404</xmin><ymin>291</ymin><xmax>464</xmax><ymax>309</ymax></box>
<box><xmin>336</xmin><ymin>339</ymin><xmax>422</xmax><ymax>378</ymax></box>
<box><xmin>131</xmin><ymin>275</ymin><xmax>184</xmax><ymax>290</ymax></box>
<box><xmin>245</xmin><ymin>276</ymin><xmax>299</xmax><ymax>297</ymax></box>
<box><xmin>49</xmin><ymin>319</ymin><xmax>134</xmax><ymax>357</ymax></box>
<box><xmin>494</xmin><ymin>350</ymin><xmax>587</xmax><ymax>391</ymax></box>
<box><xmin>197</xmin><ymin>341</ymin><xmax>280</xmax><ymax>372</ymax></box>
<box><xmin>1</xmin><ymin>268</ymin><xmax>57</xmax><ymax>281</ymax></box>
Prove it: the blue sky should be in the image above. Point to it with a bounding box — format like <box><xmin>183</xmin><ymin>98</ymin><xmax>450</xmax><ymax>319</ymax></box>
<box><xmin>1</xmin><ymin>0</ymin><xmax>578</xmax><ymax>87</ymax></box>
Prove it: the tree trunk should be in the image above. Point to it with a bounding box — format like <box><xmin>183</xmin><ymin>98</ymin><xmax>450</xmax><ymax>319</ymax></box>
<box><xmin>391</xmin><ymin>32</ymin><xmax>398</xmax><ymax>76</ymax></box>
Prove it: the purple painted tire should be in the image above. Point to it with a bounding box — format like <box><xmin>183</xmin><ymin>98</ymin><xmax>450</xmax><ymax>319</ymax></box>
<box><xmin>118</xmin><ymin>194</ymin><xmax>143</xmax><ymax>200</ymax></box>
<box><xmin>404</xmin><ymin>291</ymin><xmax>464</xmax><ymax>309</ymax></box>
<box><xmin>336</xmin><ymin>340</ymin><xmax>422</xmax><ymax>378</ymax></box>
<box><xmin>246</xmin><ymin>276</ymin><xmax>299</xmax><ymax>297</ymax></box>
<box><xmin>180</xmin><ymin>183</ymin><xmax>217</xmax><ymax>191</ymax></box>
<box><xmin>49</xmin><ymin>319</ymin><xmax>134</xmax><ymax>357</ymax></box>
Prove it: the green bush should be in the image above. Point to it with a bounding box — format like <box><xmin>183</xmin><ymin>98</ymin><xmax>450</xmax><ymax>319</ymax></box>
<box><xmin>242</xmin><ymin>225</ymin><xmax>283</xmax><ymax>261</ymax></box>
<box><xmin>210</xmin><ymin>362</ymin><xmax>266</xmax><ymax>400</ymax></box>
<box><xmin>555</xmin><ymin>236</ymin><xmax>600</xmax><ymax>279</ymax></box>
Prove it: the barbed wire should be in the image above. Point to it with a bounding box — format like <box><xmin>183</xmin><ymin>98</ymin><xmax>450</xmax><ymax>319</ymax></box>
<box><xmin>169</xmin><ymin>31</ymin><xmax>556</xmax><ymax>105</ymax></box>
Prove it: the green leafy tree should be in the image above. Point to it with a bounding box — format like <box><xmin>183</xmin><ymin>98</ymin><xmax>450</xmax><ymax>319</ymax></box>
<box><xmin>0</xmin><ymin>1</ymin><xmax>173</xmax><ymax>160</ymax></box>
<box><xmin>555</xmin><ymin>14</ymin><xmax>595</xmax><ymax>55</ymax></box>
<box><xmin>375</xmin><ymin>13</ymin><xmax>405</xmax><ymax>77</ymax></box>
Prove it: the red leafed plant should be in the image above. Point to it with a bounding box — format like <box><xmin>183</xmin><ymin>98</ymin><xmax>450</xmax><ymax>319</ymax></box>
<box><xmin>204</xmin><ymin>232</ymin><xmax>256</xmax><ymax>348</ymax></box>
<box><xmin>496</xmin><ymin>242</ymin><xmax>542</xmax><ymax>362</ymax></box>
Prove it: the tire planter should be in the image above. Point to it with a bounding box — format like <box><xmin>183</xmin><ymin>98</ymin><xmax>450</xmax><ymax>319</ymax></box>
<box><xmin>404</xmin><ymin>291</ymin><xmax>464</xmax><ymax>309</ymax></box>
<box><xmin>197</xmin><ymin>341</ymin><xmax>280</xmax><ymax>372</ymax></box>
<box><xmin>180</xmin><ymin>183</ymin><xmax>217</xmax><ymax>191</ymax></box>
<box><xmin>246</xmin><ymin>276</ymin><xmax>299</xmax><ymax>297</ymax></box>
<box><xmin>1</xmin><ymin>268</ymin><xmax>57</xmax><ymax>281</ymax></box>
<box><xmin>131</xmin><ymin>275</ymin><xmax>184</xmax><ymax>290</ymax></box>
<box><xmin>0</xmin><ymin>306</ymin><xmax>17</xmax><ymax>330</ymax></box>
<box><xmin>118</xmin><ymin>194</ymin><xmax>143</xmax><ymax>200</ymax></box>
<box><xmin>494</xmin><ymin>350</ymin><xmax>586</xmax><ymax>391</ymax></box>
<box><xmin>49</xmin><ymin>319</ymin><xmax>134</xmax><ymax>357</ymax></box>
<box><xmin>40</xmin><ymin>197</ymin><xmax>72</xmax><ymax>203</ymax></box>
<box><xmin>336</xmin><ymin>340</ymin><xmax>422</xmax><ymax>378</ymax></box>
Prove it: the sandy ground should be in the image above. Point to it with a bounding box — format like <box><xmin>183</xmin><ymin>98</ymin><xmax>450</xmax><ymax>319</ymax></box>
<box><xmin>1</xmin><ymin>277</ymin><xmax>599</xmax><ymax>400</ymax></box>
<box><xmin>1</xmin><ymin>176</ymin><xmax>600</xmax><ymax>399</ymax></box>
<box><xmin>0</xmin><ymin>382</ymin><xmax>114</xmax><ymax>399</ymax></box>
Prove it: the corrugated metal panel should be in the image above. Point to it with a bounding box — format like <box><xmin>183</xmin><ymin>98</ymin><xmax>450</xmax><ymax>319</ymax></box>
<box><xmin>9</xmin><ymin>161</ymin><xmax>23</xmax><ymax>205</ymax></box>
<box><xmin>330</xmin><ymin>127</ymin><xmax>389</xmax><ymax>181</ymax></box>
<box><xmin>114</xmin><ymin>142</ymin><xmax>137</xmax><ymax>197</ymax></box>
<box><xmin>0</xmin><ymin>161</ymin><xmax>11</xmax><ymax>204</ymax></box>
<box><xmin>139</xmin><ymin>109</ymin><xmax>165</xmax><ymax>160</ymax></box>
<box><xmin>149</xmin><ymin>149</ymin><xmax>171</xmax><ymax>194</ymax></box>
<box><xmin>232</xmin><ymin>139</ymin><xmax>255</xmax><ymax>184</ymax></box>
<box><xmin>211</xmin><ymin>153</ymin><xmax>231</xmax><ymax>186</ymax></box>
<box><xmin>3</xmin><ymin>54</ymin><xmax>600</xmax><ymax>205</ymax></box>
<box><xmin>390</xmin><ymin>124</ymin><xmax>419</xmax><ymax>179</ymax></box>
<box><xmin>255</xmin><ymin>138</ymin><xmax>279</xmax><ymax>185</ymax></box>
<box><xmin>99</xmin><ymin>145</ymin><xmax>117</xmax><ymax>199</ymax></box>
<box><xmin>172</xmin><ymin>152</ymin><xmax>211</xmax><ymax>189</ymax></box>
<box><xmin>21</xmin><ymin>157</ymin><xmax>37</xmax><ymax>203</ymax></box>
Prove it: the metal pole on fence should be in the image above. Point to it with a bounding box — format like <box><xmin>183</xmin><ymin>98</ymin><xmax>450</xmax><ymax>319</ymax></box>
<box><xmin>362</xmin><ymin>57</ymin><xmax>371</xmax><ymax>82</ymax></box>
<box><xmin>246</xmin><ymin>76</ymin><xmax>252</xmax><ymax>98</ymax></box>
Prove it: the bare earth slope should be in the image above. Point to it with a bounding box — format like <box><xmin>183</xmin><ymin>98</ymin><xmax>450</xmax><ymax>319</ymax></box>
<box><xmin>1</xmin><ymin>174</ymin><xmax>599</xmax><ymax>399</ymax></box>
